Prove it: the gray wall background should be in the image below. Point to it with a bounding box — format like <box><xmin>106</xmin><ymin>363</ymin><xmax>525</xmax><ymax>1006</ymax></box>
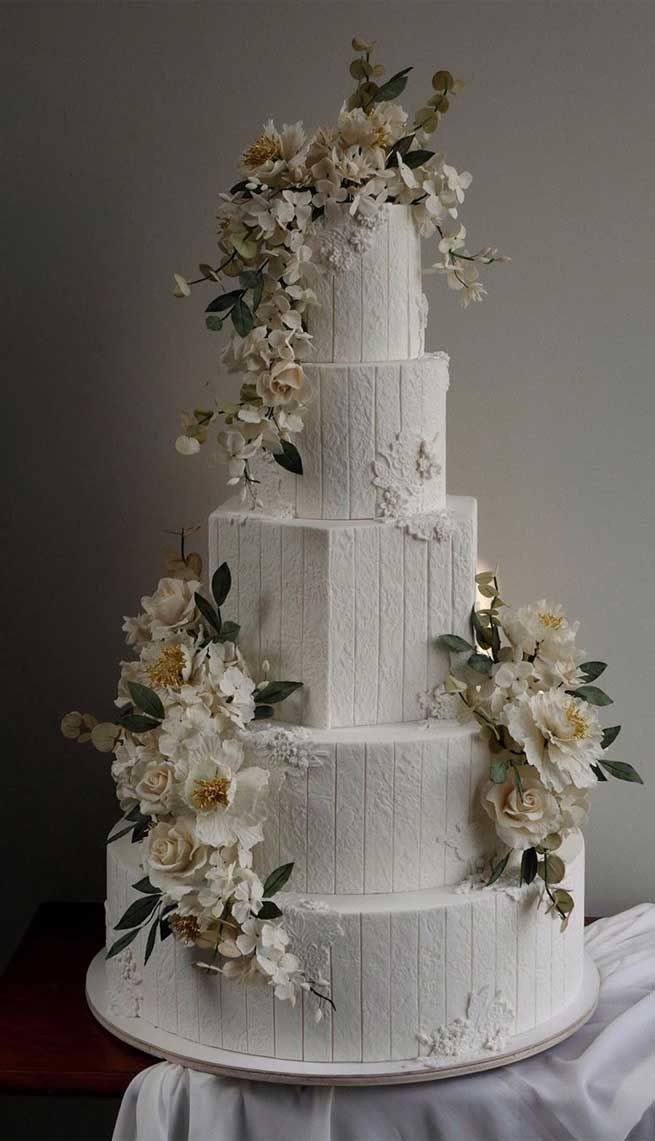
<box><xmin>3</xmin><ymin>0</ymin><xmax>654</xmax><ymax>967</ymax></box>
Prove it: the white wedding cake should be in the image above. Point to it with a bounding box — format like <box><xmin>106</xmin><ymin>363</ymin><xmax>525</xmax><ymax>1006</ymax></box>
<box><xmin>104</xmin><ymin>205</ymin><xmax>586</xmax><ymax>1066</ymax></box>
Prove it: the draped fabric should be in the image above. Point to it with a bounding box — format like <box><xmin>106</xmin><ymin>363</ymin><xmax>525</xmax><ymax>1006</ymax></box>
<box><xmin>113</xmin><ymin>904</ymin><xmax>655</xmax><ymax>1141</ymax></box>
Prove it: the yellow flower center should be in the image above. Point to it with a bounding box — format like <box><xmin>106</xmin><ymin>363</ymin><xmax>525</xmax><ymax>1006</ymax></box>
<box><xmin>170</xmin><ymin>915</ymin><xmax>200</xmax><ymax>944</ymax></box>
<box><xmin>565</xmin><ymin>702</ymin><xmax>589</xmax><ymax>740</ymax></box>
<box><xmin>242</xmin><ymin>134</ymin><xmax>281</xmax><ymax>169</ymax></box>
<box><xmin>146</xmin><ymin>644</ymin><xmax>186</xmax><ymax>690</ymax></box>
<box><xmin>192</xmin><ymin>776</ymin><xmax>231</xmax><ymax>811</ymax></box>
<box><xmin>539</xmin><ymin>611</ymin><xmax>564</xmax><ymax>630</ymax></box>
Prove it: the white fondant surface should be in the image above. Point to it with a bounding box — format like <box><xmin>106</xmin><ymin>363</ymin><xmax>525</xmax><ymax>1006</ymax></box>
<box><xmin>249</xmin><ymin>719</ymin><xmax>494</xmax><ymax>894</ymax></box>
<box><xmin>306</xmin><ymin>204</ymin><xmax>425</xmax><ymax>363</ymax></box>
<box><xmin>209</xmin><ymin>496</ymin><xmax>477</xmax><ymax>729</ymax></box>
<box><xmin>253</xmin><ymin>355</ymin><xmax>449</xmax><ymax>521</ymax></box>
<box><xmin>106</xmin><ymin>832</ymin><xmax>585</xmax><ymax>1064</ymax></box>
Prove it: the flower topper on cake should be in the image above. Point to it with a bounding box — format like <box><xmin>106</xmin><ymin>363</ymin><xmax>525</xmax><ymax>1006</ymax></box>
<box><xmin>61</xmin><ymin>535</ymin><xmax>334</xmax><ymax>1018</ymax></box>
<box><xmin>173</xmin><ymin>36</ymin><xmax>508</xmax><ymax>501</ymax></box>
<box><xmin>433</xmin><ymin>570</ymin><xmax>642</xmax><ymax>928</ymax></box>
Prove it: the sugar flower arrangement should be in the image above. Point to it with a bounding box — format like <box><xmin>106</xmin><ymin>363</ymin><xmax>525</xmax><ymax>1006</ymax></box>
<box><xmin>436</xmin><ymin>571</ymin><xmax>642</xmax><ymax>928</ymax></box>
<box><xmin>61</xmin><ymin>538</ymin><xmax>333</xmax><ymax>1017</ymax></box>
<box><xmin>173</xmin><ymin>36</ymin><xmax>507</xmax><ymax>499</ymax></box>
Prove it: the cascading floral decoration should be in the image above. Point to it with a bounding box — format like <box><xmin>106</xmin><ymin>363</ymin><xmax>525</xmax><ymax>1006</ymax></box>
<box><xmin>61</xmin><ymin>537</ymin><xmax>333</xmax><ymax>1016</ymax></box>
<box><xmin>434</xmin><ymin>570</ymin><xmax>642</xmax><ymax>928</ymax></box>
<box><xmin>173</xmin><ymin>36</ymin><xmax>507</xmax><ymax>501</ymax></box>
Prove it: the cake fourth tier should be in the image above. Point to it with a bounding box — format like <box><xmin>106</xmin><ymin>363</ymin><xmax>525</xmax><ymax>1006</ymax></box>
<box><xmin>209</xmin><ymin>496</ymin><xmax>476</xmax><ymax>729</ymax></box>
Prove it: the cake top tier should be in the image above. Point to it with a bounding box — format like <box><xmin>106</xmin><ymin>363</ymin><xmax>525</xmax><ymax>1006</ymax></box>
<box><xmin>306</xmin><ymin>204</ymin><xmax>426</xmax><ymax>363</ymax></box>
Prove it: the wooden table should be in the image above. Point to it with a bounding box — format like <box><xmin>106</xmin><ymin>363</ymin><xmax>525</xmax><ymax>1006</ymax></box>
<box><xmin>0</xmin><ymin>903</ymin><xmax>599</xmax><ymax>1098</ymax></box>
<box><xmin>0</xmin><ymin>902</ymin><xmax>149</xmax><ymax>1097</ymax></box>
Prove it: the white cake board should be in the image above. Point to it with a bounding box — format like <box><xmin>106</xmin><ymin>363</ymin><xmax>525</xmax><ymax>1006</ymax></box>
<box><xmin>86</xmin><ymin>951</ymin><xmax>599</xmax><ymax>1086</ymax></box>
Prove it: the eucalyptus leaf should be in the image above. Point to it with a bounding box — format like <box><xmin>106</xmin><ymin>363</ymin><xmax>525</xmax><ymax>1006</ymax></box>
<box><xmin>490</xmin><ymin>758</ymin><xmax>508</xmax><ymax>784</ymax></box>
<box><xmin>471</xmin><ymin>607</ymin><xmax>492</xmax><ymax>650</ymax></box>
<box><xmin>468</xmin><ymin>652</ymin><xmax>493</xmax><ymax>677</ymax></box>
<box><xmin>159</xmin><ymin>917</ymin><xmax>173</xmax><ymax>941</ymax></box>
<box><xmin>126</xmin><ymin>805</ymin><xmax>144</xmax><ymax>822</ymax></box>
<box><xmin>121</xmin><ymin>713</ymin><xmax>160</xmax><ymax>734</ymax></box>
<box><xmin>579</xmin><ymin>661</ymin><xmax>607</xmax><ymax>682</ymax></box>
<box><xmin>601</xmin><ymin>725</ymin><xmax>621</xmax><ymax>749</ymax></box>
<box><xmin>206</xmin><ymin>290</ymin><xmax>241</xmax><ymax>314</ymax></box>
<box><xmin>199</xmin><ymin>263</ymin><xmax>220</xmax><ymax>281</ymax></box>
<box><xmin>568</xmin><ymin>685</ymin><xmax>613</xmax><ymax>706</ymax></box>
<box><xmin>132</xmin><ymin>877</ymin><xmax>160</xmax><ymax>896</ymax></box>
<box><xmin>486</xmin><ymin>851</ymin><xmax>510</xmax><ymax>887</ymax></box>
<box><xmin>257</xmin><ymin>900</ymin><xmax>283</xmax><ymax>920</ymax></box>
<box><xmin>215</xmin><ymin>620</ymin><xmax>241</xmax><ymax>643</ymax></box>
<box><xmin>194</xmin><ymin>592</ymin><xmax>221</xmax><ymax>633</ymax></box>
<box><xmin>255</xmin><ymin>680</ymin><xmax>303</xmax><ymax>705</ymax></box>
<box><xmin>599</xmin><ymin>760</ymin><xmax>643</xmax><ymax>784</ymax></box>
<box><xmin>263</xmin><ymin>862</ymin><xmax>294</xmax><ymax>898</ymax></box>
<box><xmin>273</xmin><ymin>439</ymin><xmax>303</xmax><ymax>475</ymax></box>
<box><xmin>437</xmin><ymin>634</ymin><xmax>474</xmax><ymax>653</ymax></box>
<box><xmin>106</xmin><ymin>928</ymin><xmax>140</xmax><ymax>959</ymax></box>
<box><xmin>206</xmin><ymin>314</ymin><xmax>224</xmax><ymax>332</ymax></box>
<box><xmin>252</xmin><ymin>277</ymin><xmax>264</xmax><ymax>311</ymax></box>
<box><xmin>211</xmin><ymin>562</ymin><xmax>232</xmax><ymax>609</ymax></box>
<box><xmin>106</xmin><ymin>823</ymin><xmax>134</xmax><ymax>845</ymax></box>
<box><xmin>231</xmin><ymin>297</ymin><xmax>254</xmax><ymax>337</ymax></box>
<box><xmin>403</xmin><ymin>149</ymin><xmax>435</xmax><ymax>168</ymax></box>
<box><xmin>253</xmin><ymin>704</ymin><xmax>274</xmax><ymax>720</ymax></box>
<box><xmin>127</xmin><ymin>683</ymin><xmax>165</xmax><ymax>723</ymax></box>
<box><xmin>591</xmin><ymin>763</ymin><xmax>608</xmax><ymax>782</ymax></box>
<box><xmin>131</xmin><ymin>817</ymin><xmax>152</xmax><ymax>843</ymax></box>
<box><xmin>520</xmin><ymin>847</ymin><xmax>538</xmax><ymax>885</ymax></box>
<box><xmin>114</xmin><ymin>895</ymin><xmax>160</xmax><ymax>931</ymax></box>
<box><xmin>539</xmin><ymin>853</ymin><xmax>565</xmax><ymax>884</ymax></box>
<box><xmin>239</xmin><ymin>270</ymin><xmax>261</xmax><ymax>289</ymax></box>
<box><xmin>372</xmin><ymin>66</ymin><xmax>412</xmax><ymax>103</ymax></box>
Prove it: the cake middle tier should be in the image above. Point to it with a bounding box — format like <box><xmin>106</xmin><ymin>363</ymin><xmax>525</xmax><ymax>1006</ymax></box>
<box><xmin>253</xmin><ymin>354</ymin><xmax>449</xmax><ymax>521</ymax></box>
<box><xmin>209</xmin><ymin>496</ymin><xmax>476</xmax><ymax>729</ymax></box>
<box><xmin>252</xmin><ymin>720</ymin><xmax>494</xmax><ymax>895</ymax></box>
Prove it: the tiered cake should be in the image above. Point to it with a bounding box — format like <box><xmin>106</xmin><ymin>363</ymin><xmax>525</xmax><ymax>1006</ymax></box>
<box><xmin>104</xmin><ymin>206</ymin><xmax>587</xmax><ymax>1068</ymax></box>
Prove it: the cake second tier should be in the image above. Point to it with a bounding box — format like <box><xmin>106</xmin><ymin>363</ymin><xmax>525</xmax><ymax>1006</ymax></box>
<box><xmin>209</xmin><ymin>496</ymin><xmax>476</xmax><ymax>729</ymax></box>
<box><xmin>252</xmin><ymin>353</ymin><xmax>449</xmax><ymax>522</ymax></box>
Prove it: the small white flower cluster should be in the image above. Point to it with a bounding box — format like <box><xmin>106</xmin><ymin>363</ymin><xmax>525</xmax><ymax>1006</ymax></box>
<box><xmin>174</xmin><ymin>40</ymin><xmax>507</xmax><ymax>495</ymax></box>
<box><xmin>439</xmin><ymin>570</ymin><xmax>640</xmax><ymax>924</ymax></box>
<box><xmin>62</xmin><ymin>554</ymin><xmax>330</xmax><ymax>1011</ymax></box>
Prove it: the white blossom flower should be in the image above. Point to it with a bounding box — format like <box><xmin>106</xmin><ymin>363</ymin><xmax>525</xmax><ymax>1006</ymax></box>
<box><xmin>122</xmin><ymin>612</ymin><xmax>153</xmax><ymax>647</ymax></box>
<box><xmin>182</xmin><ymin>736</ymin><xmax>269</xmax><ymax>854</ymax></box>
<box><xmin>499</xmin><ymin>601</ymin><xmax>578</xmax><ymax>657</ymax></box>
<box><xmin>481</xmin><ymin>766</ymin><xmax>560</xmax><ymax>849</ymax></box>
<box><xmin>558</xmin><ymin>784</ymin><xmax>591</xmax><ymax>833</ymax></box>
<box><xmin>505</xmin><ymin>690</ymin><xmax>602</xmax><ymax>792</ymax></box>
<box><xmin>217</xmin><ymin>430</ymin><xmax>263</xmax><ymax>483</ymax></box>
<box><xmin>442</xmin><ymin>163</ymin><xmax>473</xmax><ymax>204</ymax></box>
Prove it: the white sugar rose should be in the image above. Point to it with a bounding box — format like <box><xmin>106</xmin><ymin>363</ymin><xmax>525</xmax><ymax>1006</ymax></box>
<box><xmin>145</xmin><ymin>817</ymin><xmax>209</xmax><ymax>898</ymax></box>
<box><xmin>505</xmin><ymin>691</ymin><xmax>602</xmax><ymax>793</ymax></box>
<box><xmin>135</xmin><ymin>762</ymin><xmax>176</xmax><ymax>815</ymax></box>
<box><xmin>482</xmin><ymin>766</ymin><xmax>560</xmax><ymax>850</ymax></box>
<box><xmin>256</xmin><ymin>360</ymin><xmax>306</xmax><ymax>406</ymax></box>
<box><xmin>141</xmin><ymin>577</ymin><xmax>200</xmax><ymax>639</ymax></box>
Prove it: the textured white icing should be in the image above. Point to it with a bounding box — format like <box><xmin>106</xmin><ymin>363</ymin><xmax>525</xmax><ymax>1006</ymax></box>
<box><xmin>209</xmin><ymin>496</ymin><xmax>476</xmax><ymax>729</ymax></box>
<box><xmin>105</xmin><ymin>831</ymin><xmax>585</xmax><ymax>1062</ymax></box>
<box><xmin>251</xmin><ymin>355</ymin><xmax>449</xmax><ymax>521</ymax></box>
<box><xmin>306</xmin><ymin>204</ymin><xmax>424</xmax><ymax>363</ymax></box>
<box><xmin>251</xmin><ymin>720</ymin><xmax>494</xmax><ymax>894</ymax></box>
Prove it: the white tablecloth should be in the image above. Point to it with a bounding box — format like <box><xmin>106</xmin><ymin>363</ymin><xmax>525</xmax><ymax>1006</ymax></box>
<box><xmin>113</xmin><ymin>904</ymin><xmax>655</xmax><ymax>1141</ymax></box>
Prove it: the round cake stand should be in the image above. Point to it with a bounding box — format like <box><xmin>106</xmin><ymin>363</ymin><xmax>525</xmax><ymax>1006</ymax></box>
<box><xmin>86</xmin><ymin>951</ymin><xmax>599</xmax><ymax>1087</ymax></box>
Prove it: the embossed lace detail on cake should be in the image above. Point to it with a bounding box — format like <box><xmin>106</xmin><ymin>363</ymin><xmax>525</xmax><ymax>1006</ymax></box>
<box><xmin>245</xmin><ymin>726</ymin><xmax>327</xmax><ymax>772</ymax></box>
<box><xmin>280</xmin><ymin>896</ymin><xmax>344</xmax><ymax>987</ymax></box>
<box><xmin>372</xmin><ymin>431</ymin><xmax>452</xmax><ymax>542</ymax></box>
<box><xmin>311</xmin><ymin>205</ymin><xmax>386</xmax><ymax>273</ymax></box>
<box><xmin>244</xmin><ymin>450</ymin><xmax>296</xmax><ymax>517</ymax></box>
<box><xmin>107</xmin><ymin>946</ymin><xmax>143</xmax><ymax>1019</ymax></box>
<box><xmin>418</xmin><ymin>986</ymin><xmax>514</xmax><ymax>1063</ymax></box>
<box><xmin>455</xmin><ymin>864</ymin><xmax>541</xmax><ymax>902</ymax></box>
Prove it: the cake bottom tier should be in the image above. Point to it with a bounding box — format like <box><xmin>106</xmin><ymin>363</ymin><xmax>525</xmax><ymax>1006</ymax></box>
<box><xmin>106</xmin><ymin>832</ymin><xmax>585</xmax><ymax>1064</ymax></box>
